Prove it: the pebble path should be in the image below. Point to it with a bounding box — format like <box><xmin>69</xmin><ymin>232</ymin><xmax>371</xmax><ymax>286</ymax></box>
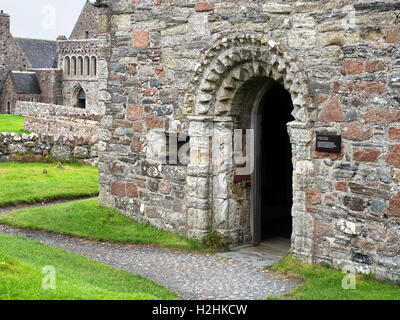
<box><xmin>0</xmin><ymin>225</ymin><xmax>300</xmax><ymax>300</ymax></box>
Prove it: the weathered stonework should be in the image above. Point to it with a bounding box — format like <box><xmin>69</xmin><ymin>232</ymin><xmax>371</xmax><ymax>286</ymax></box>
<box><xmin>14</xmin><ymin>101</ymin><xmax>100</xmax><ymax>141</ymax></box>
<box><xmin>95</xmin><ymin>0</ymin><xmax>400</xmax><ymax>282</ymax></box>
<box><xmin>0</xmin><ymin>132</ymin><xmax>98</xmax><ymax>165</ymax></box>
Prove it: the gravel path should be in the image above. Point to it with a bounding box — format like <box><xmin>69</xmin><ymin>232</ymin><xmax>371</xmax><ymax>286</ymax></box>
<box><xmin>0</xmin><ymin>225</ymin><xmax>300</xmax><ymax>300</ymax></box>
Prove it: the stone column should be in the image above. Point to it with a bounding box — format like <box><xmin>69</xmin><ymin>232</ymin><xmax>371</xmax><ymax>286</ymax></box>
<box><xmin>211</xmin><ymin>117</ymin><xmax>236</xmax><ymax>240</ymax></box>
<box><xmin>186</xmin><ymin>116</ymin><xmax>213</xmax><ymax>239</ymax></box>
<box><xmin>288</xmin><ymin>121</ymin><xmax>315</xmax><ymax>263</ymax></box>
<box><xmin>96</xmin><ymin>4</ymin><xmax>114</xmax><ymax>210</ymax></box>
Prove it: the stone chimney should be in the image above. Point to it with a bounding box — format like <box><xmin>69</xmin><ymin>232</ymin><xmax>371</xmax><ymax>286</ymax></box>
<box><xmin>0</xmin><ymin>10</ymin><xmax>10</xmax><ymax>34</ymax></box>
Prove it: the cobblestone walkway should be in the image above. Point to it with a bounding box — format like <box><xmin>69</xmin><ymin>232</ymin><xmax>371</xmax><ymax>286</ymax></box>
<box><xmin>0</xmin><ymin>225</ymin><xmax>301</xmax><ymax>300</ymax></box>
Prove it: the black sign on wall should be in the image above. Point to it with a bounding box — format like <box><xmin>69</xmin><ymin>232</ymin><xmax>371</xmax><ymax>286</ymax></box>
<box><xmin>316</xmin><ymin>133</ymin><xmax>342</xmax><ymax>153</ymax></box>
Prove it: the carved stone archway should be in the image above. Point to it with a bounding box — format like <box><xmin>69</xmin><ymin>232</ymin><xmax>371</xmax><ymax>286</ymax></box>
<box><xmin>185</xmin><ymin>33</ymin><xmax>316</xmax><ymax>261</ymax></box>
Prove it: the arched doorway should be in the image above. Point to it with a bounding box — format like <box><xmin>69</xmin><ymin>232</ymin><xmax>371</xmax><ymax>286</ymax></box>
<box><xmin>77</xmin><ymin>88</ymin><xmax>86</xmax><ymax>109</ymax></box>
<box><xmin>252</xmin><ymin>80</ymin><xmax>294</xmax><ymax>244</ymax></box>
<box><xmin>186</xmin><ymin>34</ymin><xmax>315</xmax><ymax>261</ymax></box>
<box><xmin>73</xmin><ymin>86</ymin><xmax>86</xmax><ymax>109</ymax></box>
<box><xmin>230</xmin><ymin>76</ymin><xmax>294</xmax><ymax>246</ymax></box>
<box><xmin>7</xmin><ymin>101</ymin><xmax>11</xmax><ymax>114</ymax></box>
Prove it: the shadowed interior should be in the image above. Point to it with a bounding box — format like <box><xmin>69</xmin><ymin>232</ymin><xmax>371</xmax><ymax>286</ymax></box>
<box><xmin>260</xmin><ymin>81</ymin><xmax>294</xmax><ymax>240</ymax></box>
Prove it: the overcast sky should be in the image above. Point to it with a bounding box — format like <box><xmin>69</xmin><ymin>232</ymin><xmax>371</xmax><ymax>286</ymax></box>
<box><xmin>1</xmin><ymin>0</ymin><xmax>89</xmax><ymax>40</ymax></box>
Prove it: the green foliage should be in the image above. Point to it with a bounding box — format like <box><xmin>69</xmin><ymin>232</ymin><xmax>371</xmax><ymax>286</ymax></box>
<box><xmin>0</xmin><ymin>198</ymin><xmax>206</xmax><ymax>252</ymax></box>
<box><xmin>268</xmin><ymin>253</ymin><xmax>400</xmax><ymax>300</ymax></box>
<box><xmin>0</xmin><ymin>234</ymin><xmax>178</xmax><ymax>300</ymax></box>
<box><xmin>202</xmin><ymin>230</ymin><xmax>230</xmax><ymax>252</ymax></box>
<box><xmin>0</xmin><ymin>162</ymin><xmax>99</xmax><ymax>207</ymax></box>
<box><xmin>0</xmin><ymin>114</ymin><xmax>30</xmax><ymax>134</ymax></box>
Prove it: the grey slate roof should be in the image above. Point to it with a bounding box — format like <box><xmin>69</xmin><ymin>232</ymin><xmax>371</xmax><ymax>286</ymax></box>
<box><xmin>11</xmin><ymin>72</ymin><xmax>41</xmax><ymax>94</ymax></box>
<box><xmin>16</xmin><ymin>38</ymin><xmax>58</xmax><ymax>69</ymax></box>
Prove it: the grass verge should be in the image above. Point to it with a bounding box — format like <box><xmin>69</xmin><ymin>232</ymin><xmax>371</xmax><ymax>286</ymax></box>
<box><xmin>0</xmin><ymin>114</ymin><xmax>30</xmax><ymax>134</ymax></box>
<box><xmin>268</xmin><ymin>253</ymin><xmax>400</xmax><ymax>300</ymax></box>
<box><xmin>0</xmin><ymin>234</ymin><xmax>178</xmax><ymax>300</ymax></box>
<box><xmin>0</xmin><ymin>162</ymin><xmax>99</xmax><ymax>207</ymax></box>
<box><xmin>0</xmin><ymin>197</ymin><xmax>206</xmax><ymax>252</ymax></box>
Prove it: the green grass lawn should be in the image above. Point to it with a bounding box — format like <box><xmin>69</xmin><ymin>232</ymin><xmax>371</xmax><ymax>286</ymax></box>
<box><xmin>0</xmin><ymin>114</ymin><xmax>30</xmax><ymax>134</ymax></box>
<box><xmin>0</xmin><ymin>197</ymin><xmax>205</xmax><ymax>252</ymax></box>
<box><xmin>0</xmin><ymin>162</ymin><xmax>99</xmax><ymax>207</ymax></box>
<box><xmin>268</xmin><ymin>253</ymin><xmax>400</xmax><ymax>300</ymax></box>
<box><xmin>0</xmin><ymin>234</ymin><xmax>178</xmax><ymax>300</ymax></box>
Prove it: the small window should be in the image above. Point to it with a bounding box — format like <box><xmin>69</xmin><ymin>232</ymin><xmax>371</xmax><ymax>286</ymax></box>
<box><xmin>85</xmin><ymin>56</ymin><xmax>90</xmax><ymax>76</ymax></box>
<box><xmin>64</xmin><ymin>57</ymin><xmax>70</xmax><ymax>76</ymax></box>
<box><xmin>85</xmin><ymin>31</ymin><xmax>89</xmax><ymax>39</ymax></box>
<box><xmin>78</xmin><ymin>57</ymin><xmax>83</xmax><ymax>76</ymax></box>
<box><xmin>91</xmin><ymin>56</ymin><xmax>97</xmax><ymax>77</ymax></box>
<box><xmin>71</xmin><ymin>57</ymin><xmax>77</xmax><ymax>76</ymax></box>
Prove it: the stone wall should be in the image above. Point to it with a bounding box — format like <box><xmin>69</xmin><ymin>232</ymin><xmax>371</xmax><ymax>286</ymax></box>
<box><xmin>96</xmin><ymin>0</ymin><xmax>400</xmax><ymax>282</ymax></box>
<box><xmin>33</xmin><ymin>69</ymin><xmax>64</xmax><ymax>105</ymax></box>
<box><xmin>14</xmin><ymin>101</ymin><xmax>100</xmax><ymax>142</ymax></box>
<box><xmin>0</xmin><ymin>132</ymin><xmax>98</xmax><ymax>165</ymax></box>
<box><xmin>3</xmin><ymin>101</ymin><xmax>100</xmax><ymax>164</ymax></box>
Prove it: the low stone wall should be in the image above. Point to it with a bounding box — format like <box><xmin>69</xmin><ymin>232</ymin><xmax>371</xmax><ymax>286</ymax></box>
<box><xmin>0</xmin><ymin>132</ymin><xmax>98</xmax><ymax>165</ymax></box>
<box><xmin>14</xmin><ymin>101</ymin><xmax>100</xmax><ymax>142</ymax></box>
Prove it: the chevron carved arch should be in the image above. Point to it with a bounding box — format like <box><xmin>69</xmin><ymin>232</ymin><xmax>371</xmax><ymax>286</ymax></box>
<box><xmin>184</xmin><ymin>33</ymin><xmax>315</xmax><ymax>123</ymax></box>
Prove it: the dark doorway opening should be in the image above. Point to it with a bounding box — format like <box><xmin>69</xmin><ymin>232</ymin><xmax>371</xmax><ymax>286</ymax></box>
<box><xmin>259</xmin><ymin>81</ymin><xmax>294</xmax><ymax>241</ymax></box>
<box><xmin>77</xmin><ymin>88</ymin><xmax>86</xmax><ymax>109</ymax></box>
<box><xmin>7</xmin><ymin>101</ymin><xmax>11</xmax><ymax>114</ymax></box>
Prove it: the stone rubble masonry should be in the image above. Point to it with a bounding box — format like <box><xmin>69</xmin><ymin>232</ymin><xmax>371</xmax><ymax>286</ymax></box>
<box><xmin>14</xmin><ymin>101</ymin><xmax>100</xmax><ymax>143</ymax></box>
<box><xmin>10</xmin><ymin>101</ymin><xmax>99</xmax><ymax>164</ymax></box>
<box><xmin>96</xmin><ymin>0</ymin><xmax>400</xmax><ymax>282</ymax></box>
<box><xmin>0</xmin><ymin>132</ymin><xmax>98</xmax><ymax>165</ymax></box>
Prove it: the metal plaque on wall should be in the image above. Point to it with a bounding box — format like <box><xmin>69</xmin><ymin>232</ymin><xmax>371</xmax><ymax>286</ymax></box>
<box><xmin>316</xmin><ymin>133</ymin><xmax>342</xmax><ymax>153</ymax></box>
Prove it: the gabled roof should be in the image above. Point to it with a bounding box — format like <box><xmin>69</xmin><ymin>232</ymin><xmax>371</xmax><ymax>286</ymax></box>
<box><xmin>15</xmin><ymin>38</ymin><xmax>58</xmax><ymax>69</ymax></box>
<box><xmin>10</xmin><ymin>72</ymin><xmax>41</xmax><ymax>94</ymax></box>
<box><xmin>69</xmin><ymin>1</ymin><xmax>99</xmax><ymax>40</ymax></box>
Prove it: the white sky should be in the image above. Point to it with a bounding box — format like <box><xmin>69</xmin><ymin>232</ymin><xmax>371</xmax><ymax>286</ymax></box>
<box><xmin>1</xmin><ymin>0</ymin><xmax>89</xmax><ymax>40</ymax></box>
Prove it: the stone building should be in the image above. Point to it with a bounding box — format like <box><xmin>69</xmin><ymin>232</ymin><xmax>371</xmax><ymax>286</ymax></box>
<box><xmin>58</xmin><ymin>1</ymin><xmax>100</xmax><ymax>113</ymax></box>
<box><xmin>95</xmin><ymin>0</ymin><xmax>400</xmax><ymax>281</ymax></box>
<box><xmin>0</xmin><ymin>1</ymin><xmax>100</xmax><ymax>114</ymax></box>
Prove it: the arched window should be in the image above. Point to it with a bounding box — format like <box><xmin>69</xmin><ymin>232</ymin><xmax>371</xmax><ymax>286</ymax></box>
<box><xmin>85</xmin><ymin>56</ymin><xmax>90</xmax><ymax>76</ymax></box>
<box><xmin>91</xmin><ymin>56</ymin><xmax>97</xmax><ymax>77</ymax></box>
<box><xmin>64</xmin><ymin>57</ymin><xmax>70</xmax><ymax>76</ymax></box>
<box><xmin>78</xmin><ymin>57</ymin><xmax>84</xmax><ymax>76</ymax></box>
<box><xmin>71</xmin><ymin>57</ymin><xmax>77</xmax><ymax>76</ymax></box>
